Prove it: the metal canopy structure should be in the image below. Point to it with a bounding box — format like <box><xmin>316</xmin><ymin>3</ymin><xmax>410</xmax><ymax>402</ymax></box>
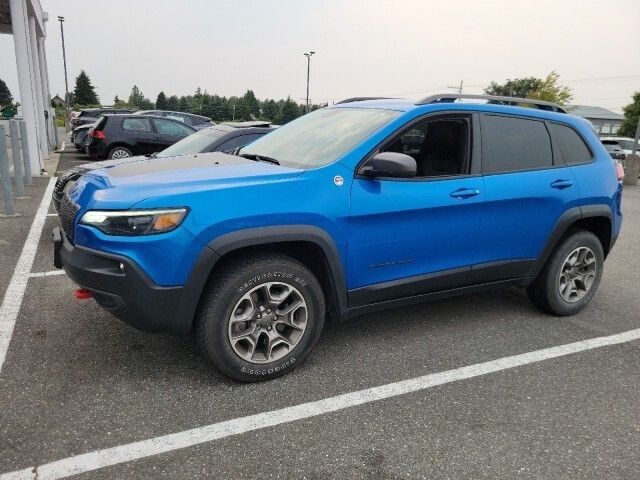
<box><xmin>0</xmin><ymin>0</ymin><xmax>54</xmax><ymax>174</ymax></box>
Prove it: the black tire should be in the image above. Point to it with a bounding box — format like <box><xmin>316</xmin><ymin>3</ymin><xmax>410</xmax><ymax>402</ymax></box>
<box><xmin>195</xmin><ymin>253</ymin><xmax>325</xmax><ymax>382</ymax></box>
<box><xmin>527</xmin><ymin>230</ymin><xmax>604</xmax><ymax>316</ymax></box>
<box><xmin>107</xmin><ymin>146</ymin><xmax>132</xmax><ymax>159</ymax></box>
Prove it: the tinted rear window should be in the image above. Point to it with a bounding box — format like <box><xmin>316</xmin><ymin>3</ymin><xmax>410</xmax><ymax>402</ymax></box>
<box><xmin>482</xmin><ymin>115</ymin><xmax>553</xmax><ymax>173</ymax></box>
<box><xmin>549</xmin><ymin>123</ymin><xmax>592</xmax><ymax>165</ymax></box>
<box><xmin>122</xmin><ymin>117</ymin><xmax>152</xmax><ymax>132</ymax></box>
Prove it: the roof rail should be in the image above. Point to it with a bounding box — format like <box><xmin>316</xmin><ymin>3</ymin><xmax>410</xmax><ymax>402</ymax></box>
<box><xmin>335</xmin><ymin>97</ymin><xmax>392</xmax><ymax>104</ymax></box>
<box><xmin>416</xmin><ymin>93</ymin><xmax>567</xmax><ymax>113</ymax></box>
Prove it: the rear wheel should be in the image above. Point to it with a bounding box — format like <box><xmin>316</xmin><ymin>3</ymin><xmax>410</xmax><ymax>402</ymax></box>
<box><xmin>195</xmin><ymin>253</ymin><xmax>325</xmax><ymax>382</ymax></box>
<box><xmin>527</xmin><ymin>230</ymin><xmax>603</xmax><ymax>316</ymax></box>
<box><xmin>107</xmin><ymin>146</ymin><xmax>132</xmax><ymax>159</ymax></box>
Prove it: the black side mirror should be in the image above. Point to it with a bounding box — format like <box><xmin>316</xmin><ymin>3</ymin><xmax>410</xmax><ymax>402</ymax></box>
<box><xmin>364</xmin><ymin>152</ymin><xmax>416</xmax><ymax>178</ymax></box>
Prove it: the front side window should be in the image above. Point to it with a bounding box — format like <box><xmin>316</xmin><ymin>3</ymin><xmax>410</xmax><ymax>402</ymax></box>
<box><xmin>482</xmin><ymin>115</ymin><xmax>553</xmax><ymax>174</ymax></box>
<box><xmin>380</xmin><ymin>117</ymin><xmax>470</xmax><ymax>177</ymax></box>
<box><xmin>153</xmin><ymin>118</ymin><xmax>193</xmax><ymax>137</ymax></box>
<box><xmin>122</xmin><ymin>117</ymin><xmax>152</xmax><ymax>133</ymax></box>
<box><xmin>240</xmin><ymin>107</ymin><xmax>400</xmax><ymax>169</ymax></box>
<box><xmin>549</xmin><ymin>123</ymin><xmax>592</xmax><ymax>165</ymax></box>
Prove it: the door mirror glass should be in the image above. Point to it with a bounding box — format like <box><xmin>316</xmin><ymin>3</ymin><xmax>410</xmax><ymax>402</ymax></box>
<box><xmin>365</xmin><ymin>152</ymin><xmax>417</xmax><ymax>178</ymax></box>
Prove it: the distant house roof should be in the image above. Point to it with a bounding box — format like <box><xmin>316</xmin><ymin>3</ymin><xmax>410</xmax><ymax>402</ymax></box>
<box><xmin>51</xmin><ymin>95</ymin><xmax>67</xmax><ymax>107</ymax></box>
<box><xmin>567</xmin><ymin>105</ymin><xmax>623</xmax><ymax>121</ymax></box>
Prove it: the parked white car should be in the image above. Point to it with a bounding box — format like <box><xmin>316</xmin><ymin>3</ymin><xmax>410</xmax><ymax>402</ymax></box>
<box><xmin>600</xmin><ymin>136</ymin><xmax>639</xmax><ymax>156</ymax></box>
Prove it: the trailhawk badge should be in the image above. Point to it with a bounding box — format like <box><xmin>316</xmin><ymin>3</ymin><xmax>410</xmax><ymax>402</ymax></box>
<box><xmin>333</xmin><ymin>175</ymin><xmax>344</xmax><ymax>187</ymax></box>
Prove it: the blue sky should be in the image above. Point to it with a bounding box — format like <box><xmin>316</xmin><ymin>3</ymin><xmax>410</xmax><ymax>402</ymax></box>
<box><xmin>1</xmin><ymin>0</ymin><xmax>639</xmax><ymax>111</ymax></box>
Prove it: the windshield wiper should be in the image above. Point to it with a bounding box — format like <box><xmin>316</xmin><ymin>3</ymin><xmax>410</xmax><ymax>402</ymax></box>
<box><xmin>239</xmin><ymin>153</ymin><xmax>280</xmax><ymax>165</ymax></box>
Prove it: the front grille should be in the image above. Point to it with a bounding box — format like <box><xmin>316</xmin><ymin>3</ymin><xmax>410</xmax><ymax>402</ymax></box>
<box><xmin>59</xmin><ymin>194</ymin><xmax>79</xmax><ymax>240</ymax></box>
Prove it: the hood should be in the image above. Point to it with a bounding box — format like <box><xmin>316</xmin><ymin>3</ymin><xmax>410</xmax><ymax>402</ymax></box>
<box><xmin>71</xmin><ymin>152</ymin><xmax>303</xmax><ymax>210</ymax></box>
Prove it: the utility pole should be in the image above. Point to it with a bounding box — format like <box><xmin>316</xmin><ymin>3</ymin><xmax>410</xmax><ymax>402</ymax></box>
<box><xmin>304</xmin><ymin>51</ymin><xmax>315</xmax><ymax>113</ymax></box>
<box><xmin>446</xmin><ymin>80</ymin><xmax>463</xmax><ymax>95</ymax></box>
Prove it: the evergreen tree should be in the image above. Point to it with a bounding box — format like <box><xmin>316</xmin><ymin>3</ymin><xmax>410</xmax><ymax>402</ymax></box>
<box><xmin>239</xmin><ymin>90</ymin><xmax>260</xmax><ymax>119</ymax></box>
<box><xmin>0</xmin><ymin>78</ymin><xmax>13</xmax><ymax>106</ymax></box>
<box><xmin>156</xmin><ymin>91</ymin><xmax>168</xmax><ymax>109</ymax></box>
<box><xmin>167</xmin><ymin>95</ymin><xmax>179</xmax><ymax>111</ymax></box>
<box><xmin>73</xmin><ymin>70</ymin><xmax>99</xmax><ymax>105</ymax></box>
<box><xmin>128</xmin><ymin>85</ymin><xmax>154</xmax><ymax>109</ymax></box>
<box><xmin>261</xmin><ymin>99</ymin><xmax>279</xmax><ymax>122</ymax></box>
<box><xmin>278</xmin><ymin>97</ymin><xmax>301</xmax><ymax>124</ymax></box>
<box><xmin>618</xmin><ymin>92</ymin><xmax>640</xmax><ymax>138</ymax></box>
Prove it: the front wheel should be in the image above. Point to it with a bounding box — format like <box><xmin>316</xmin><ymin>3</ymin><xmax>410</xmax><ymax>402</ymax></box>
<box><xmin>195</xmin><ymin>253</ymin><xmax>325</xmax><ymax>382</ymax></box>
<box><xmin>527</xmin><ymin>230</ymin><xmax>604</xmax><ymax>316</ymax></box>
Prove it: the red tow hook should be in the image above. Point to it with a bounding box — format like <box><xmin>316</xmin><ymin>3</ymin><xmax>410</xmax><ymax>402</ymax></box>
<box><xmin>74</xmin><ymin>288</ymin><xmax>93</xmax><ymax>300</ymax></box>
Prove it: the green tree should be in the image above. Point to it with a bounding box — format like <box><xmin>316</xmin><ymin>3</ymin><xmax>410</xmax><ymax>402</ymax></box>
<box><xmin>261</xmin><ymin>99</ymin><xmax>278</xmax><ymax>121</ymax></box>
<box><xmin>239</xmin><ymin>89</ymin><xmax>260</xmax><ymax>119</ymax></box>
<box><xmin>73</xmin><ymin>70</ymin><xmax>99</xmax><ymax>105</ymax></box>
<box><xmin>485</xmin><ymin>71</ymin><xmax>572</xmax><ymax>106</ymax></box>
<box><xmin>167</xmin><ymin>95</ymin><xmax>179</xmax><ymax>111</ymax></box>
<box><xmin>156</xmin><ymin>91</ymin><xmax>168</xmax><ymax>110</ymax></box>
<box><xmin>618</xmin><ymin>91</ymin><xmax>640</xmax><ymax>138</ymax></box>
<box><xmin>0</xmin><ymin>78</ymin><xmax>13</xmax><ymax>106</ymax></box>
<box><xmin>527</xmin><ymin>71</ymin><xmax>572</xmax><ymax>106</ymax></box>
<box><xmin>128</xmin><ymin>85</ymin><xmax>154</xmax><ymax>109</ymax></box>
<box><xmin>485</xmin><ymin>77</ymin><xmax>542</xmax><ymax>98</ymax></box>
<box><xmin>277</xmin><ymin>97</ymin><xmax>301</xmax><ymax>124</ymax></box>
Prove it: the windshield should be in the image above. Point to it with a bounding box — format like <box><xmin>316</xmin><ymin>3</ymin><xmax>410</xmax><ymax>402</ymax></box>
<box><xmin>156</xmin><ymin>128</ymin><xmax>228</xmax><ymax>158</ymax></box>
<box><xmin>240</xmin><ymin>107</ymin><xmax>400</xmax><ymax>168</ymax></box>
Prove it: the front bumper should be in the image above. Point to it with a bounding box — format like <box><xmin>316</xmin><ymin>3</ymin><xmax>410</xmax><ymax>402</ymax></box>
<box><xmin>53</xmin><ymin>226</ymin><xmax>187</xmax><ymax>334</ymax></box>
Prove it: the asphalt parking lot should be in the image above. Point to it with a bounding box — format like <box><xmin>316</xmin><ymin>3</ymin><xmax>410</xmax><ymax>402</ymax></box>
<box><xmin>1</xmin><ymin>149</ymin><xmax>640</xmax><ymax>479</ymax></box>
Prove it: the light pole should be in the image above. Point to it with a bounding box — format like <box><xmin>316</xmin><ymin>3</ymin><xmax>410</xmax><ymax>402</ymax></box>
<box><xmin>303</xmin><ymin>51</ymin><xmax>315</xmax><ymax>113</ymax></box>
<box><xmin>58</xmin><ymin>16</ymin><xmax>70</xmax><ymax>127</ymax></box>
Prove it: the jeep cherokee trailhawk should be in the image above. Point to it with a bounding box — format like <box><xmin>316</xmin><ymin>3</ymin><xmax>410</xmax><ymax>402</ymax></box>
<box><xmin>54</xmin><ymin>94</ymin><xmax>623</xmax><ymax>382</ymax></box>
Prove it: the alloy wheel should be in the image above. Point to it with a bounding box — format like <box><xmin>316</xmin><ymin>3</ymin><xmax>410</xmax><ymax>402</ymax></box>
<box><xmin>558</xmin><ymin>246</ymin><xmax>597</xmax><ymax>303</ymax></box>
<box><xmin>227</xmin><ymin>281</ymin><xmax>308</xmax><ymax>363</ymax></box>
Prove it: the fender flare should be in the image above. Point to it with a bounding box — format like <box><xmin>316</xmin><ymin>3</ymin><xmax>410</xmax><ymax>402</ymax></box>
<box><xmin>527</xmin><ymin>204</ymin><xmax>613</xmax><ymax>279</ymax></box>
<box><xmin>175</xmin><ymin>225</ymin><xmax>348</xmax><ymax>334</ymax></box>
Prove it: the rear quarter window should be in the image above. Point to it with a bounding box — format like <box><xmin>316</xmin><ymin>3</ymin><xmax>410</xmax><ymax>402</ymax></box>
<box><xmin>482</xmin><ymin>115</ymin><xmax>553</xmax><ymax>174</ymax></box>
<box><xmin>549</xmin><ymin>123</ymin><xmax>593</xmax><ymax>165</ymax></box>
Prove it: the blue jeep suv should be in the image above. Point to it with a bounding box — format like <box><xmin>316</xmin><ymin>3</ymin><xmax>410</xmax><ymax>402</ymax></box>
<box><xmin>53</xmin><ymin>94</ymin><xmax>623</xmax><ymax>382</ymax></box>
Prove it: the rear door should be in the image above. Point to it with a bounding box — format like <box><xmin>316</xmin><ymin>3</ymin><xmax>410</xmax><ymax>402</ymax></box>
<box><xmin>151</xmin><ymin>118</ymin><xmax>195</xmax><ymax>150</ymax></box>
<box><xmin>120</xmin><ymin>117</ymin><xmax>156</xmax><ymax>155</ymax></box>
<box><xmin>472</xmin><ymin>114</ymin><xmax>580</xmax><ymax>282</ymax></box>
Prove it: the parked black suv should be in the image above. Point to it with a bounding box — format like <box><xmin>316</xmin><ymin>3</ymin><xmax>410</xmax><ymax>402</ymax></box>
<box><xmin>86</xmin><ymin>114</ymin><xmax>196</xmax><ymax>159</ymax></box>
<box><xmin>136</xmin><ymin>110</ymin><xmax>213</xmax><ymax>129</ymax></box>
<box><xmin>70</xmin><ymin>108</ymin><xmax>136</xmax><ymax>128</ymax></box>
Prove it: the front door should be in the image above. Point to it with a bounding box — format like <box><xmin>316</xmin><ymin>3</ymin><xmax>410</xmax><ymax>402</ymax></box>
<box><xmin>347</xmin><ymin>113</ymin><xmax>484</xmax><ymax>306</ymax></box>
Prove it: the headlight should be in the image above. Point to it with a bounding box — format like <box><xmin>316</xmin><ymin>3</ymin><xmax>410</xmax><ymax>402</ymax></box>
<box><xmin>80</xmin><ymin>208</ymin><xmax>187</xmax><ymax>235</ymax></box>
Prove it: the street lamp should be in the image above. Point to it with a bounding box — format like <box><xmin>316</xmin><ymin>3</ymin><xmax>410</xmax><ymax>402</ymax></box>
<box><xmin>57</xmin><ymin>16</ymin><xmax>69</xmax><ymax>106</ymax></box>
<box><xmin>303</xmin><ymin>51</ymin><xmax>315</xmax><ymax>113</ymax></box>
<box><xmin>57</xmin><ymin>16</ymin><xmax>70</xmax><ymax>132</ymax></box>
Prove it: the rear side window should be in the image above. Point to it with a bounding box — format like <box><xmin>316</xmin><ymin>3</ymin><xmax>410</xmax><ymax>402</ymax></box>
<box><xmin>549</xmin><ymin>123</ymin><xmax>592</xmax><ymax>165</ymax></box>
<box><xmin>122</xmin><ymin>117</ymin><xmax>152</xmax><ymax>133</ymax></box>
<box><xmin>482</xmin><ymin>115</ymin><xmax>553</xmax><ymax>173</ymax></box>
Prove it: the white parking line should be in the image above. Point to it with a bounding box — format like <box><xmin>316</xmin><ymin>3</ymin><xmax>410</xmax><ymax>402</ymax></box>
<box><xmin>28</xmin><ymin>270</ymin><xmax>65</xmax><ymax>278</ymax></box>
<box><xmin>2</xmin><ymin>326</ymin><xmax>639</xmax><ymax>480</ymax></box>
<box><xmin>0</xmin><ymin>177</ymin><xmax>56</xmax><ymax>374</ymax></box>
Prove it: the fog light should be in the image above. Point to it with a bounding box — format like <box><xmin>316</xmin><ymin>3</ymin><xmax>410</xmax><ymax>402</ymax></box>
<box><xmin>118</xmin><ymin>262</ymin><xmax>125</xmax><ymax>272</ymax></box>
